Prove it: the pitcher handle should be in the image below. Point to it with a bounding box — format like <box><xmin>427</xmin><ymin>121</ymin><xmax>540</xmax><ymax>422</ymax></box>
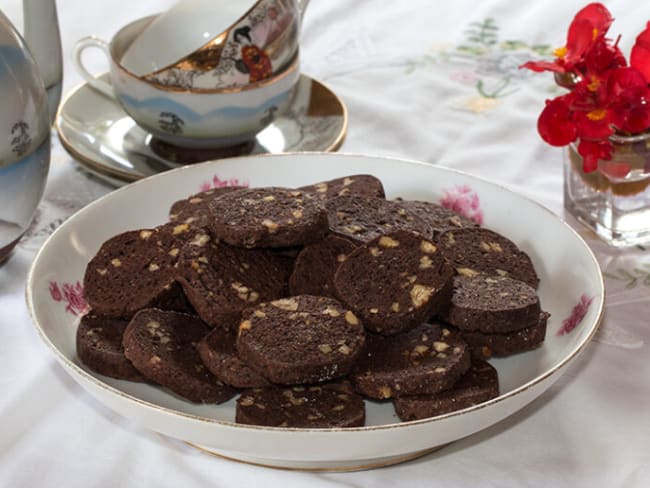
<box><xmin>73</xmin><ymin>36</ymin><xmax>115</xmax><ymax>98</ymax></box>
<box><xmin>296</xmin><ymin>0</ymin><xmax>310</xmax><ymax>20</ymax></box>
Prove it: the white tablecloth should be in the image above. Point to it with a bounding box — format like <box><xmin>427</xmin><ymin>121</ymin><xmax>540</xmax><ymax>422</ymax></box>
<box><xmin>2</xmin><ymin>1</ymin><xmax>649</xmax><ymax>486</ymax></box>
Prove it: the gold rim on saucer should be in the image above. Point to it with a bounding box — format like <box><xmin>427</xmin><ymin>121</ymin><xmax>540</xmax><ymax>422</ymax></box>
<box><xmin>55</xmin><ymin>73</ymin><xmax>347</xmax><ymax>184</ymax></box>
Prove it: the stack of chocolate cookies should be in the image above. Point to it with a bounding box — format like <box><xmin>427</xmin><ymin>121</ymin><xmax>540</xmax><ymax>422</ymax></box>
<box><xmin>77</xmin><ymin>174</ymin><xmax>548</xmax><ymax>427</ymax></box>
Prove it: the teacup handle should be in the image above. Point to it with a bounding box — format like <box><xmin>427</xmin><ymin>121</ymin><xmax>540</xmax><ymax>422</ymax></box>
<box><xmin>73</xmin><ymin>36</ymin><xmax>115</xmax><ymax>98</ymax></box>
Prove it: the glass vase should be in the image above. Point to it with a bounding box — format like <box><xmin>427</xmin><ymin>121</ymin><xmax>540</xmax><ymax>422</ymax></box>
<box><xmin>564</xmin><ymin>132</ymin><xmax>650</xmax><ymax>248</ymax></box>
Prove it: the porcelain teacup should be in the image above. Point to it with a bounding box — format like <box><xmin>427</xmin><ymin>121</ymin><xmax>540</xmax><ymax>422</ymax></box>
<box><xmin>73</xmin><ymin>15</ymin><xmax>301</xmax><ymax>149</ymax></box>
<box><xmin>124</xmin><ymin>0</ymin><xmax>309</xmax><ymax>90</ymax></box>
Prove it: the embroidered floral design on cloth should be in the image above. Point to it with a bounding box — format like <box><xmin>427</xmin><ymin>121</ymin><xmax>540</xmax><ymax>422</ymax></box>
<box><xmin>49</xmin><ymin>281</ymin><xmax>89</xmax><ymax>316</ymax></box>
<box><xmin>406</xmin><ymin>18</ymin><xmax>554</xmax><ymax>113</ymax></box>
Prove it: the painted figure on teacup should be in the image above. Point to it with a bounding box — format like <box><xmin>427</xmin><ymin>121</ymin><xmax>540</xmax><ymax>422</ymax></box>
<box><xmin>144</xmin><ymin>0</ymin><xmax>299</xmax><ymax>90</ymax></box>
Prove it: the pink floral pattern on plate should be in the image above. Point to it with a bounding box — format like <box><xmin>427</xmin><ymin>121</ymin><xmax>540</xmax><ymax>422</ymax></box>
<box><xmin>199</xmin><ymin>175</ymin><xmax>249</xmax><ymax>192</ymax></box>
<box><xmin>439</xmin><ymin>185</ymin><xmax>484</xmax><ymax>225</ymax></box>
<box><xmin>556</xmin><ymin>294</ymin><xmax>594</xmax><ymax>336</ymax></box>
<box><xmin>49</xmin><ymin>281</ymin><xmax>89</xmax><ymax>316</ymax></box>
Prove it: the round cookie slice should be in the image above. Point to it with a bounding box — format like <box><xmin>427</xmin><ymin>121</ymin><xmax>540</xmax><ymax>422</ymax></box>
<box><xmin>123</xmin><ymin>308</ymin><xmax>236</xmax><ymax>403</ymax></box>
<box><xmin>393</xmin><ymin>360</ymin><xmax>499</xmax><ymax>421</ymax></box>
<box><xmin>299</xmin><ymin>174</ymin><xmax>386</xmax><ymax>200</ymax></box>
<box><xmin>83</xmin><ymin>222</ymin><xmax>195</xmax><ymax>319</ymax></box>
<box><xmin>197</xmin><ymin>327</ymin><xmax>271</xmax><ymax>389</ymax></box>
<box><xmin>176</xmin><ymin>227</ymin><xmax>290</xmax><ymax>330</ymax></box>
<box><xmin>325</xmin><ymin>195</ymin><xmax>432</xmax><ymax>244</ymax></box>
<box><xmin>208</xmin><ymin>187</ymin><xmax>329</xmax><ymax>248</ymax></box>
<box><xmin>456</xmin><ymin>311</ymin><xmax>550</xmax><ymax>360</ymax></box>
<box><xmin>334</xmin><ymin>230</ymin><xmax>454</xmax><ymax>335</ymax></box>
<box><xmin>436</xmin><ymin>227</ymin><xmax>539</xmax><ymax>288</ymax></box>
<box><xmin>351</xmin><ymin>323</ymin><xmax>471</xmax><ymax>400</ymax></box>
<box><xmin>169</xmin><ymin>186</ymin><xmax>244</xmax><ymax>227</ymax></box>
<box><xmin>236</xmin><ymin>295</ymin><xmax>366</xmax><ymax>385</ymax></box>
<box><xmin>289</xmin><ymin>234</ymin><xmax>358</xmax><ymax>297</ymax></box>
<box><xmin>236</xmin><ymin>381</ymin><xmax>365</xmax><ymax>428</ymax></box>
<box><xmin>441</xmin><ymin>275</ymin><xmax>542</xmax><ymax>333</ymax></box>
<box><xmin>76</xmin><ymin>312</ymin><xmax>148</xmax><ymax>382</ymax></box>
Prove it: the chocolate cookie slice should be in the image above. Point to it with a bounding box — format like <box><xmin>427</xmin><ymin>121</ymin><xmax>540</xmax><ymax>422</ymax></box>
<box><xmin>393</xmin><ymin>360</ymin><xmax>499</xmax><ymax>421</ymax></box>
<box><xmin>325</xmin><ymin>195</ymin><xmax>432</xmax><ymax>244</ymax></box>
<box><xmin>197</xmin><ymin>327</ymin><xmax>271</xmax><ymax>389</ymax></box>
<box><xmin>436</xmin><ymin>227</ymin><xmax>539</xmax><ymax>288</ymax></box>
<box><xmin>236</xmin><ymin>381</ymin><xmax>365</xmax><ymax>428</ymax></box>
<box><xmin>76</xmin><ymin>312</ymin><xmax>147</xmax><ymax>382</ymax></box>
<box><xmin>351</xmin><ymin>323</ymin><xmax>471</xmax><ymax>399</ymax></box>
<box><xmin>396</xmin><ymin>199</ymin><xmax>479</xmax><ymax>239</ymax></box>
<box><xmin>289</xmin><ymin>234</ymin><xmax>358</xmax><ymax>297</ymax></box>
<box><xmin>334</xmin><ymin>230</ymin><xmax>454</xmax><ymax>335</ymax></box>
<box><xmin>441</xmin><ymin>275</ymin><xmax>542</xmax><ymax>333</ymax></box>
<box><xmin>236</xmin><ymin>295</ymin><xmax>366</xmax><ymax>385</ymax></box>
<box><xmin>123</xmin><ymin>309</ymin><xmax>236</xmax><ymax>403</ymax></box>
<box><xmin>83</xmin><ymin>222</ymin><xmax>194</xmax><ymax>319</ymax></box>
<box><xmin>299</xmin><ymin>174</ymin><xmax>386</xmax><ymax>200</ymax></box>
<box><xmin>177</xmin><ymin>228</ymin><xmax>289</xmax><ymax>330</ymax></box>
<box><xmin>169</xmin><ymin>186</ymin><xmax>243</xmax><ymax>227</ymax></box>
<box><xmin>456</xmin><ymin>312</ymin><xmax>550</xmax><ymax>359</ymax></box>
<box><xmin>208</xmin><ymin>187</ymin><xmax>328</xmax><ymax>248</ymax></box>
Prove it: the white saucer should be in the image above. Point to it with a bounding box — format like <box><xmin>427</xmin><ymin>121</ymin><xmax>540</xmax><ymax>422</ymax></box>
<box><xmin>55</xmin><ymin>74</ymin><xmax>347</xmax><ymax>185</ymax></box>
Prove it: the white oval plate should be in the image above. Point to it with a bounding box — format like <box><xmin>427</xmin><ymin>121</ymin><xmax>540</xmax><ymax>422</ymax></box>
<box><xmin>26</xmin><ymin>153</ymin><xmax>604</xmax><ymax>471</ymax></box>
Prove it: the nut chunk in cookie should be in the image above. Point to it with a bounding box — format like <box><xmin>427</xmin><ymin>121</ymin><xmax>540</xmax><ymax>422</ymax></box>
<box><xmin>351</xmin><ymin>323</ymin><xmax>470</xmax><ymax>400</ymax></box>
<box><xmin>208</xmin><ymin>187</ymin><xmax>328</xmax><ymax>248</ymax></box>
<box><xmin>236</xmin><ymin>381</ymin><xmax>365</xmax><ymax>428</ymax></box>
<box><xmin>334</xmin><ymin>230</ymin><xmax>454</xmax><ymax>335</ymax></box>
<box><xmin>236</xmin><ymin>295</ymin><xmax>366</xmax><ymax>385</ymax></box>
<box><xmin>123</xmin><ymin>309</ymin><xmax>236</xmax><ymax>403</ymax></box>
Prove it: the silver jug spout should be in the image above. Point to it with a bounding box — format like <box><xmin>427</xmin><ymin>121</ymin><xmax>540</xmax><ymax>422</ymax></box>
<box><xmin>23</xmin><ymin>0</ymin><xmax>63</xmax><ymax>125</ymax></box>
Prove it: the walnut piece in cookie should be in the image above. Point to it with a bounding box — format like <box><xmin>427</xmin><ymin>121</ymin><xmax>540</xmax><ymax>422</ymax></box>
<box><xmin>334</xmin><ymin>230</ymin><xmax>454</xmax><ymax>335</ymax></box>
<box><xmin>207</xmin><ymin>187</ymin><xmax>329</xmax><ymax>248</ymax></box>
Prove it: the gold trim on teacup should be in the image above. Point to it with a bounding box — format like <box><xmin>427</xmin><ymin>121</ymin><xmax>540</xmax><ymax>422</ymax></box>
<box><xmin>147</xmin><ymin>0</ymin><xmax>266</xmax><ymax>77</ymax></box>
<box><xmin>115</xmin><ymin>47</ymin><xmax>300</xmax><ymax>94</ymax></box>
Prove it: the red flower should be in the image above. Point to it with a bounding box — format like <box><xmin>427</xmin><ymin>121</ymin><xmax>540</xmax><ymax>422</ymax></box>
<box><xmin>631</xmin><ymin>22</ymin><xmax>650</xmax><ymax>82</ymax></box>
<box><xmin>521</xmin><ymin>3</ymin><xmax>650</xmax><ymax>173</ymax></box>
<box><xmin>537</xmin><ymin>96</ymin><xmax>577</xmax><ymax>146</ymax></box>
